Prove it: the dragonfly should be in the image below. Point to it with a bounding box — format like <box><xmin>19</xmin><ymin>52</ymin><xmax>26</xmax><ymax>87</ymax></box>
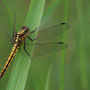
<box><xmin>0</xmin><ymin>18</ymin><xmax>69</xmax><ymax>79</ymax></box>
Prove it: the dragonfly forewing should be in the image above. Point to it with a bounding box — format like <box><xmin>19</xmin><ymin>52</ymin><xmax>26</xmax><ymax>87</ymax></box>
<box><xmin>36</xmin><ymin>23</ymin><xmax>70</xmax><ymax>42</ymax></box>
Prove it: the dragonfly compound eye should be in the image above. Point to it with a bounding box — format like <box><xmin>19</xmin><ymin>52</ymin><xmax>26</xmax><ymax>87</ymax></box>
<box><xmin>24</xmin><ymin>29</ymin><xmax>28</xmax><ymax>33</ymax></box>
<box><xmin>22</xmin><ymin>26</ymin><xmax>29</xmax><ymax>30</ymax></box>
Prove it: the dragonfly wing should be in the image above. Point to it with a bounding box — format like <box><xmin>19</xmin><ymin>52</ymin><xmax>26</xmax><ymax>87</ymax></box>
<box><xmin>37</xmin><ymin>23</ymin><xmax>70</xmax><ymax>42</ymax></box>
<box><xmin>31</xmin><ymin>42</ymin><xmax>68</xmax><ymax>57</ymax></box>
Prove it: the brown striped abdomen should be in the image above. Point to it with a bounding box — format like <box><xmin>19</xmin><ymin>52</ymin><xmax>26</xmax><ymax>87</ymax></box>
<box><xmin>0</xmin><ymin>43</ymin><xmax>19</xmax><ymax>79</ymax></box>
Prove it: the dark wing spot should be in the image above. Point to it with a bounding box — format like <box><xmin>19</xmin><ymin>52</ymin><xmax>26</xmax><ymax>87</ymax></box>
<box><xmin>61</xmin><ymin>22</ymin><xmax>66</xmax><ymax>25</ymax></box>
<box><xmin>58</xmin><ymin>42</ymin><xmax>64</xmax><ymax>44</ymax></box>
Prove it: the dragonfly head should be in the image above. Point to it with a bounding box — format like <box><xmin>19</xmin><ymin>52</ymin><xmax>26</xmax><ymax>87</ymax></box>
<box><xmin>17</xmin><ymin>26</ymin><xmax>29</xmax><ymax>38</ymax></box>
<box><xmin>22</xmin><ymin>26</ymin><xmax>29</xmax><ymax>34</ymax></box>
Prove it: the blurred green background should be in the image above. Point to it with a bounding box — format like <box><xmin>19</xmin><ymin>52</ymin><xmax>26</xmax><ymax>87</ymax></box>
<box><xmin>0</xmin><ymin>0</ymin><xmax>89</xmax><ymax>90</ymax></box>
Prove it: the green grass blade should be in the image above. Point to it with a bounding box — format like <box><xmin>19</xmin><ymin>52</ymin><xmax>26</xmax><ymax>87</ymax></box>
<box><xmin>42</xmin><ymin>0</ymin><xmax>62</xmax><ymax>25</ymax></box>
<box><xmin>45</xmin><ymin>64</ymin><xmax>52</xmax><ymax>90</ymax></box>
<box><xmin>59</xmin><ymin>0</ymin><xmax>69</xmax><ymax>90</ymax></box>
<box><xmin>6</xmin><ymin>0</ymin><xmax>45</xmax><ymax>90</ymax></box>
<box><xmin>76</xmin><ymin>0</ymin><xmax>88</xmax><ymax>89</ymax></box>
<box><xmin>2</xmin><ymin>0</ymin><xmax>14</xmax><ymax>27</ymax></box>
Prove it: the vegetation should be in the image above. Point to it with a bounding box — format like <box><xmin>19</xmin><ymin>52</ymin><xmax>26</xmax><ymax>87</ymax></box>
<box><xmin>0</xmin><ymin>0</ymin><xmax>89</xmax><ymax>90</ymax></box>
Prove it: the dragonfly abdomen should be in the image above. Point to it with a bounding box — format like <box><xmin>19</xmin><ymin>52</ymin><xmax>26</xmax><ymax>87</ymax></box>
<box><xmin>0</xmin><ymin>26</ymin><xmax>29</xmax><ymax>79</ymax></box>
<box><xmin>0</xmin><ymin>43</ymin><xmax>19</xmax><ymax>79</ymax></box>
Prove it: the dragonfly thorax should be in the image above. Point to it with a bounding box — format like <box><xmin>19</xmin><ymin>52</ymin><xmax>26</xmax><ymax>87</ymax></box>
<box><xmin>14</xmin><ymin>26</ymin><xmax>29</xmax><ymax>43</ymax></box>
<box><xmin>17</xmin><ymin>26</ymin><xmax>29</xmax><ymax>37</ymax></box>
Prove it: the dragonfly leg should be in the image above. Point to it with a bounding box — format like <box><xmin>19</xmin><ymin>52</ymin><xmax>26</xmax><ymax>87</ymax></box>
<box><xmin>27</xmin><ymin>36</ymin><xmax>38</xmax><ymax>41</ymax></box>
<box><xmin>6</xmin><ymin>32</ymin><xmax>14</xmax><ymax>44</ymax></box>
<box><xmin>4</xmin><ymin>28</ymin><xmax>14</xmax><ymax>44</ymax></box>
<box><xmin>29</xmin><ymin>26</ymin><xmax>40</xmax><ymax>34</ymax></box>
<box><xmin>13</xmin><ymin>13</ymin><xmax>17</xmax><ymax>39</ymax></box>
<box><xmin>24</xmin><ymin>41</ymin><xmax>32</xmax><ymax>60</ymax></box>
